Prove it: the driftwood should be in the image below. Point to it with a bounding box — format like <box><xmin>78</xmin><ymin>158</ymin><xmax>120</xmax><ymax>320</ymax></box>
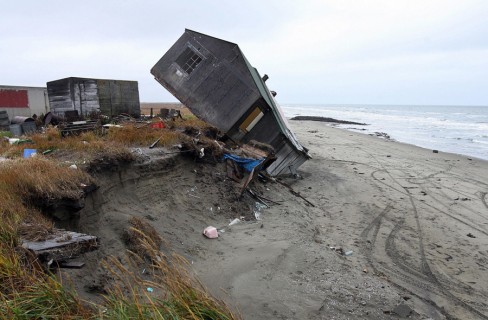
<box><xmin>274</xmin><ymin>179</ymin><xmax>316</xmax><ymax>207</ymax></box>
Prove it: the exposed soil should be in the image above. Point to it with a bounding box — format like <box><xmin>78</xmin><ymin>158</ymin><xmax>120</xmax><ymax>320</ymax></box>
<box><xmin>51</xmin><ymin>121</ymin><xmax>488</xmax><ymax>320</ymax></box>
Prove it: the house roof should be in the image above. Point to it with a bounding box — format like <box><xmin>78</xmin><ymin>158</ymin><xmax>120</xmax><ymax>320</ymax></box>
<box><xmin>239</xmin><ymin>49</ymin><xmax>310</xmax><ymax>156</ymax></box>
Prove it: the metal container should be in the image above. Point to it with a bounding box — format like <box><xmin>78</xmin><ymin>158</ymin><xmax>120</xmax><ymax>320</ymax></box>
<box><xmin>21</xmin><ymin>122</ymin><xmax>37</xmax><ymax>134</ymax></box>
<box><xmin>11</xmin><ymin>116</ymin><xmax>35</xmax><ymax>124</ymax></box>
<box><xmin>9</xmin><ymin>124</ymin><xmax>22</xmax><ymax>136</ymax></box>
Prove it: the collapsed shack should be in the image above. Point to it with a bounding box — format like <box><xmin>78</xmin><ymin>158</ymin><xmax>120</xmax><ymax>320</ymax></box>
<box><xmin>151</xmin><ymin>29</ymin><xmax>310</xmax><ymax>177</ymax></box>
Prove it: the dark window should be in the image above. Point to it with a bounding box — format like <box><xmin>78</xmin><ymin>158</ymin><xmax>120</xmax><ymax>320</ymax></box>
<box><xmin>175</xmin><ymin>47</ymin><xmax>203</xmax><ymax>75</ymax></box>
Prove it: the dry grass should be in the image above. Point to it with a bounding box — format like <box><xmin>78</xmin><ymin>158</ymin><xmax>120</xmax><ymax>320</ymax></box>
<box><xmin>0</xmin><ymin>158</ymin><xmax>97</xmax><ymax>318</ymax></box>
<box><xmin>123</xmin><ymin>216</ymin><xmax>165</xmax><ymax>261</ymax></box>
<box><xmin>102</xmin><ymin>221</ymin><xmax>240</xmax><ymax>320</ymax></box>
<box><xmin>0</xmin><ymin>117</ymin><xmax>239</xmax><ymax>319</ymax></box>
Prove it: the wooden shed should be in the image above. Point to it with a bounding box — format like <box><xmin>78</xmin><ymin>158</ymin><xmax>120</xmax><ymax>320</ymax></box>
<box><xmin>151</xmin><ymin>29</ymin><xmax>310</xmax><ymax>176</ymax></box>
<box><xmin>47</xmin><ymin>77</ymin><xmax>140</xmax><ymax>119</ymax></box>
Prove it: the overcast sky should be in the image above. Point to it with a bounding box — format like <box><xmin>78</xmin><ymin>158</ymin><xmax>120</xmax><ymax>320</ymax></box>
<box><xmin>1</xmin><ymin>1</ymin><xmax>487</xmax><ymax>106</ymax></box>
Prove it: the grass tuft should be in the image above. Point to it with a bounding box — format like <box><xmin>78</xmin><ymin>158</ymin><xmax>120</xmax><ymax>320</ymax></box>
<box><xmin>103</xmin><ymin>222</ymin><xmax>240</xmax><ymax>320</ymax></box>
<box><xmin>0</xmin><ymin>117</ymin><xmax>238</xmax><ymax>319</ymax></box>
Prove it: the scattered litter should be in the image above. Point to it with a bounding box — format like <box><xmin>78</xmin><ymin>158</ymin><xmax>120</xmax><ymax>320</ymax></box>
<box><xmin>147</xmin><ymin>287</ymin><xmax>154</xmax><ymax>293</ymax></box>
<box><xmin>9</xmin><ymin>138</ymin><xmax>32</xmax><ymax>145</ymax></box>
<box><xmin>102</xmin><ymin>124</ymin><xmax>122</xmax><ymax>128</ymax></box>
<box><xmin>218</xmin><ymin>229</ymin><xmax>225</xmax><ymax>233</ymax></box>
<box><xmin>363</xmin><ymin>268</ymin><xmax>368</xmax><ymax>273</ymax></box>
<box><xmin>149</xmin><ymin>121</ymin><xmax>165</xmax><ymax>129</ymax></box>
<box><xmin>149</xmin><ymin>134</ymin><xmax>164</xmax><ymax>148</ymax></box>
<box><xmin>69</xmin><ymin>164</ymin><xmax>77</xmax><ymax>170</ymax></box>
<box><xmin>344</xmin><ymin>250</ymin><xmax>353</xmax><ymax>256</ymax></box>
<box><xmin>229</xmin><ymin>218</ymin><xmax>240</xmax><ymax>226</ymax></box>
<box><xmin>23</xmin><ymin>149</ymin><xmax>37</xmax><ymax>158</ymax></box>
<box><xmin>60</xmin><ymin>120</ymin><xmax>99</xmax><ymax>137</ymax></box>
<box><xmin>467</xmin><ymin>233</ymin><xmax>476</xmax><ymax>238</ymax></box>
<box><xmin>42</xmin><ymin>149</ymin><xmax>53</xmax><ymax>155</ymax></box>
<box><xmin>433</xmin><ymin>150</ymin><xmax>439</xmax><ymax>153</ymax></box>
<box><xmin>199</xmin><ymin>148</ymin><xmax>205</xmax><ymax>158</ymax></box>
<box><xmin>203</xmin><ymin>226</ymin><xmax>218</xmax><ymax>239</ymax></box>
<box><xmin>8</xmin><ymin>138</ymin><xmax>20</xmax><ymax>144</ymax></box>
<box><xmin>253</xmin><ymin>202</ymin><xmax>267</xmax><ymax>220</ymax></box>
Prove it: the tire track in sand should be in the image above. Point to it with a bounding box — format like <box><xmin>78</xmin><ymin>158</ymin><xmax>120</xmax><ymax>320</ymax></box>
<box><xmin>357</xmin><ymin>148</ymin><xmax>488</xmax><ymax>319</ymax></box>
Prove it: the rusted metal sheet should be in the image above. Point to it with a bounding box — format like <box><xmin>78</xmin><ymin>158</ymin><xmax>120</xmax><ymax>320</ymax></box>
<box><xmin>47</xmin><ymin>77</ymin><xmax>141</xmax><ymax>118</ymax></box>
<box><xmin>151</xmin><ymin>29</ymin><xmax>310</xmax><ymax>176</ymax></box>
<box><xmin>0</xmin><ymin>89</ymin><xmax>29</xmax><ymax>108</ymax></box>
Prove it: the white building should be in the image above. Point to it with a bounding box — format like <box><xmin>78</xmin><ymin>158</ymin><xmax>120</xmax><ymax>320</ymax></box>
<box><xmin>0</xmin><ymin>85</ymin><xmax>50</xmax><ymax>119</ymax></box>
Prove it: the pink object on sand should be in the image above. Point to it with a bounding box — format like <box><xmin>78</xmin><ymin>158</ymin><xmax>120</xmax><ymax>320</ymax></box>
<box><xmin>203</xmin><ymin>226</ymin><xmax>219</xmax><ymax>239</ymax></box>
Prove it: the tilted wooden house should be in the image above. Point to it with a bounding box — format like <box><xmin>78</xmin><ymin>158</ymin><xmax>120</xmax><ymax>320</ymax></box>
<box><xmin>47</xmin><ymin>77</ymin><xmax>140</xmax><ymax>119</ymax></box>
<box><xmin>151</xmin><ymin>29</ymin><xmax>310</xmax><ymax>176</ymax></box>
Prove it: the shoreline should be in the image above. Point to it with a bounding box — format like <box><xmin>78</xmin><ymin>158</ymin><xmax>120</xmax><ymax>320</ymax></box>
<box><xmin>192</xmin><ymin>120</ymin><xmax>488</xmax><ymax>319</ymax></box>
<box><xmin>288</xmin><ymin>116</ymin><xmax>488</xmax><ymax>162</ymax></box>
<box><xmin>282</xmin><ymin>104</ymin><xmax>488</xmax><ymax>162</ymax></box>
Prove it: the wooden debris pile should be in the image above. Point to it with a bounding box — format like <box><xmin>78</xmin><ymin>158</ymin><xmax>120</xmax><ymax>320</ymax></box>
<box><xmin>22</xmin><ymin>230</ymin><xmax>98</xmax><ymax>268</ymax></box>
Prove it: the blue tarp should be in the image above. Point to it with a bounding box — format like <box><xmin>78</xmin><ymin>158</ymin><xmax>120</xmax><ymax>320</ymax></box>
<box><xmin>223</xmin><ymin>154</ymin><xmax>265</xmax><ymax>172</ymax></box>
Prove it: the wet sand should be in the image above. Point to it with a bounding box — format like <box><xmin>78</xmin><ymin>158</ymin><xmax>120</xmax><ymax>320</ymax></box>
<box><xmin>193</xmin><ymin>120</ymin><xmax>488</xmax><ymax>319</ymax></box>
<box><xmin>70</xmin><ymin>120</ymin><xmax>488</xmax><ymax>319</ymax></box>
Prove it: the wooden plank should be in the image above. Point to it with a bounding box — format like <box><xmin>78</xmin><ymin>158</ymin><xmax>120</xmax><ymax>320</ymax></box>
<box><xmin>22</xmin><ymin>231</ymin><xmax>98</xmax><ymax>262</ymax></box>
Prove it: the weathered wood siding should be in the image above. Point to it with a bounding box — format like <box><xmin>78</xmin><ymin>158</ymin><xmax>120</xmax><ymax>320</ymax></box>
<box><xmin>151</xmin><ymin>29</ymin><xmax>310</xmax><ymax>176</ymax></box>
<box><xmin>47</xmin><ymin>78</ymin><xmax>140</xmax><ymax>118</ymax></box>
<box><xmin>151</xmin><ymin>32</ymin><xmax>260</xmax><ymax>132</ymax></box>
<box><xmin>97</xmin><ymin>79</ymin><xmax>140</xmax><ymax>117</ymax></box>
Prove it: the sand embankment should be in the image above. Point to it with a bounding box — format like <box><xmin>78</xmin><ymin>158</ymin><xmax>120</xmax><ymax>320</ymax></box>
<box><xmin>67</xmin><ymin>120</ymin><xmax>488</xmax><ymax>319</ymax></box>
<box><xmin>193</xmin><ymin>121</ymin><xmax>488</xmax><ymax>320</ymax></box>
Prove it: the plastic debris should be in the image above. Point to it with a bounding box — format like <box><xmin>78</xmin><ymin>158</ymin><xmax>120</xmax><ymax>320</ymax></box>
<box><xmin>147</xmin><ymin>287</ymin><xmax>154</xmax><ymax>293</ymax></box>
<box><xmin>203</xmin><ymin>226</ymin><xmax>218</xmax><ymax>239</ymax></box>
<box><xmin>344</xmin><ymin>250</ymin><xmax>353</xmax><ymax>256</ymax></box>
<box><xmin>253</xmin><ymin>202</ymin><xmax>267</xmax><ymax>220</ymax></box>
<box><xmin>23</xmin><ymin>149</ymin><xmax>37</xmax><ymax>158</ymax></box>
<box><xmin>229</xmin><ymin>218</ymin><xmax>240</xmax><ymax>226</ymax></box>
<box><xmin>69</xmin><ymin>164</ymin><xmax>78</xmax><ymax>170</ymax></box>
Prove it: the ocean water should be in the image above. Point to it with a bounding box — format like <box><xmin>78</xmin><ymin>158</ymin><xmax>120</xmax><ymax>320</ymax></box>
<box><xmin>281</xmin><ymin>104</ymin><xmax>488</xmax><ymax>161</ymax></box>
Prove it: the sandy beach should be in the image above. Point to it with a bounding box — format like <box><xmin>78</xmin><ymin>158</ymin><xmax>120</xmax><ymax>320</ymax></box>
<box><xmin>69</xmin><ymin>120</ymin><xmax>488</xmax><ymax>319</ymax></box>
<box><xmin>192</xmin><ymin>120</ymin><xmax>488</xmax><ymax>319</ymax></box>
